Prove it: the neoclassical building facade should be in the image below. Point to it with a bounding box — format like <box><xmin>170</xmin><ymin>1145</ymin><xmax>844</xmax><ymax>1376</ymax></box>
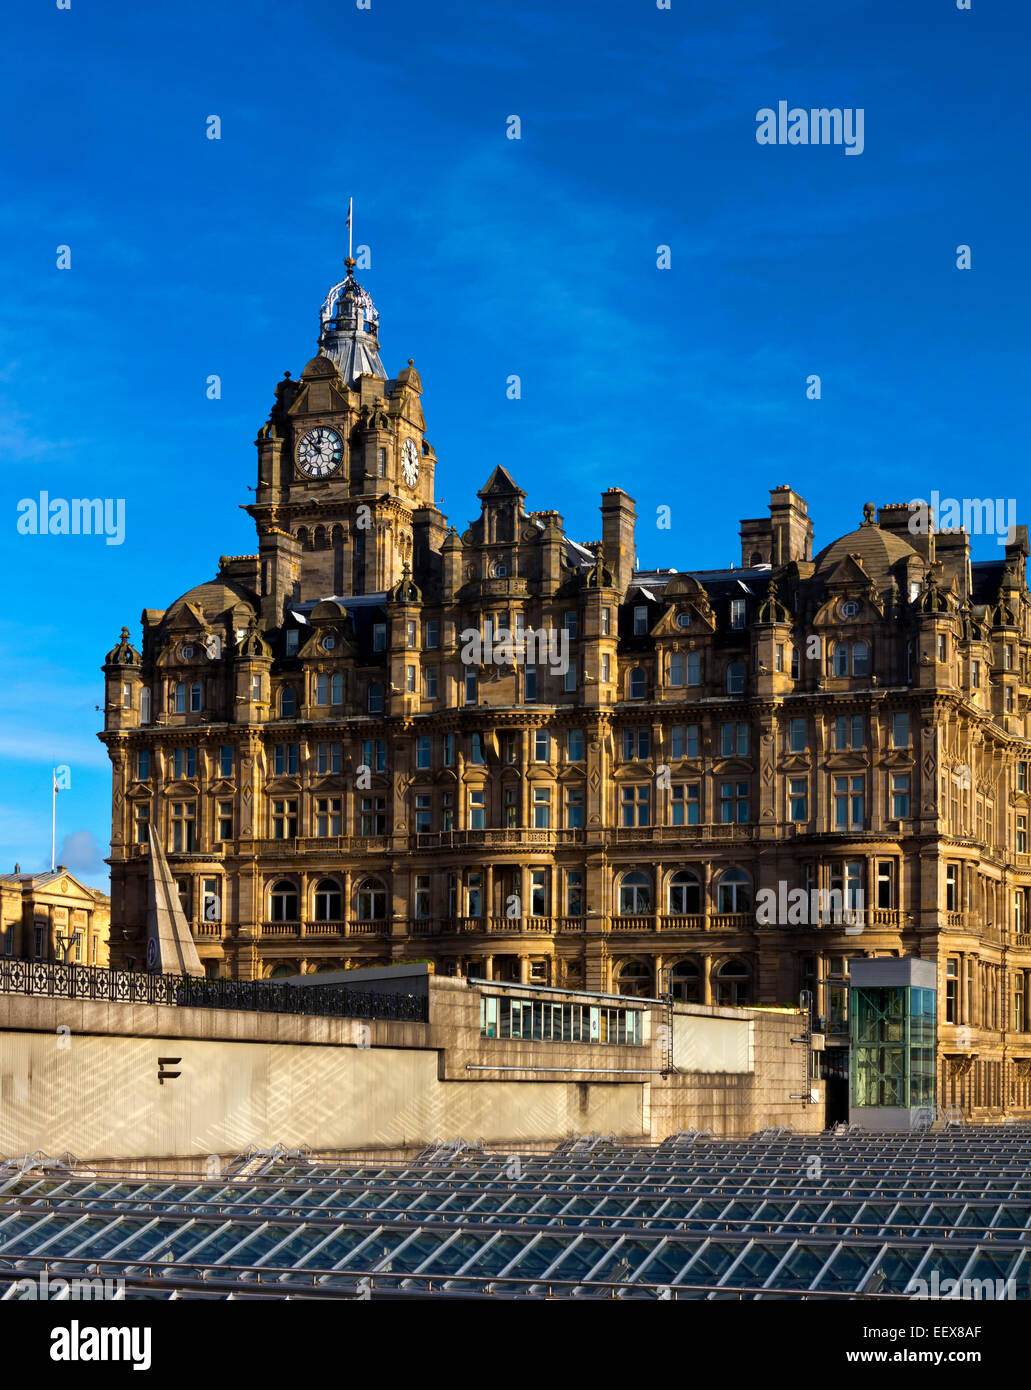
<box><xmin>101</xmin><ymin>263</ymin><xmax>1031</xmax><ymax>1118</ymax></box>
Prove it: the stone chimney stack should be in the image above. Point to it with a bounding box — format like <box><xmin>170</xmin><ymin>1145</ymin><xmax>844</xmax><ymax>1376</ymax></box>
<box><xmin>769</xmin><ymin>485</ymin><xmax>812</xmax><ymax>566</ymax></box>
<box><xmin>600</xmin><ymin>488</ymin><xmax>637</xmax><ymax>595</ymax></box>
<box><xmin>258</xmin><ymin>528</ymin><xmax>302</xmax><ymax>624</ymax></box>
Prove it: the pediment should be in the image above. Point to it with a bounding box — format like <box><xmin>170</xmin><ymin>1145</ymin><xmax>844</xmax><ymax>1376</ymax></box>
<box><xmin>881</xmin><ymin>750</ymin><xmax>915</xmax><ymax>769</ymax></box>
<box><xmin>653</xmin><ymin>600</ymin><xmax>716</xmax><ymax>636</ymax></box>
<box><xmin>162</xmin><ymin>779</ymin><xmax>200</xmax><ymax>797</ymax></box>
<box><xmin>712</xmin><ymin>758</ymin><xmax>753</xmax><ymax>776</ymax></box>
<box><xmin>164</xmin><ymin>603</ymin><xmax>210</xmax><ymax>635</ymax></box>
<box><xmin>288</xmin><ymin>368</ymin><xmax>350</xmax><ymax>416</ymax></box>
<box><xmin>823</xmin><ymin>753</ymin><xmax>869</xmax><ymax>773</ymax></box>
<box><xmin>265</xmin><ymin>776</ymin><xmax>302</xmax><ymax>793</ymax></box>
<box><xmin>297</xmin><ymin>630</ymin><xmax>353</xmax><ymax>661</ymax></box>
<box><xmin>778</xmin><ymin>753</ymin><xmax>812</xmax><ymax>773</ymax></box>
<box><xmin>823</xmin><ymin>553</ymin><xmax>873</xmax><ymax>589</ymax></box>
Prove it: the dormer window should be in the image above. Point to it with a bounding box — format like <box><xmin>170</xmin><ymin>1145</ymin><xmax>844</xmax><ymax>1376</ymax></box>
<box><xmin>373</xmin><ymin>623</ymin><xmax>387</xmax><ymax>652</ymax></box>
<box><xmin>633</xmin><ymin>605</ymin><xmax>648</xmax><ymax>636</ymax></box>
<box><xmin>322</xmin><ymin>633</ymin><xmax>336</xmax><ymax>652</ymax></box>
<box><xmin>285</xmin><ymin>630</ymin><xmax>299</xmax><ymax>656</ymax></box>
<box><xmin>181</xmin><ymin>644</ymin><xmax>194</xmax><ymax>660</ymax></box>
<box><xmin>841</xmin><ymin>601</ymin><xmax>860</xmax><ymax>619</ymax></box>
<box><xmin>676</xmin><ymin>611</ymin><xmax>691</xmax><ymax>630</ymax></box>
<box><xmin>730</xmin><ymin>599</ymin><xmax>746</xmax><ymax>630</ymax></box>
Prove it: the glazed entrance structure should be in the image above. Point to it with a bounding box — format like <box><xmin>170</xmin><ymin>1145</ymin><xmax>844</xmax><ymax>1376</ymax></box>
<box><xmin>850</xmin><ymin>957</ymin><xmax>937</xmax><ymax>1130</ymax></box>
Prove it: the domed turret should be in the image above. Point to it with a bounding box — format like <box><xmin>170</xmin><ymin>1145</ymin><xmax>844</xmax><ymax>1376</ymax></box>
<box><xmin>318</xmin><ymin>267</ymin><xmax>386</xmax><ymax>386</ymax></box>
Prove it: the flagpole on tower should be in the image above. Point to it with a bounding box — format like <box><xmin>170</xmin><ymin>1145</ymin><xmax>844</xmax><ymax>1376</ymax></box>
<box><xmin>51</xmin><ymin>767</ymin><xmax>57</xmax><ymax>872</ymax></box>
<box><xmin>345</xmin><ymin>196</ymin><xmax>355</xmax><ymax>273</ymax></box>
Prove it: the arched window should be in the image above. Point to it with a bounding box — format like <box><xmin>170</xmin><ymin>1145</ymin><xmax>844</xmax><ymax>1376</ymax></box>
<box><xmin>668</xmin><ymin>869</ymin><xmax>701</xmax><ymax>915</ymax></box>
<box><xmin>356</xmin><ymin>877</ymin><xmax>387</xmax><ymax>921</ymax></box>
<box><xmin>140</xmin><ymin>687</ymin><xmax>151</xmax><ymax>724</ymax></box>
<box><xmin>315</xmin><ymin>673</ymin><xmax>329</xmax><ymax>705</ymax></box>
<box><xmin>833</xmin><ymin>643</ymin><xmax>849</xmax><ymax>677</ymax></box>
<box><xmin>717</xmin><ymin>868</ymin><xmax>751</xmax><ymax>913</ymax></box>
<box><xmin>269</xmin><ymin>880</ymin><xmax>298</xmax><ymax>922</ymax></box>
<box><xmin>726</xmin><ymin>660</ymin><xmax>745</xmax><ymax>695</ymax></box>
<box><xmin>368</xmin><ymin>682</ymin><xmax>383</xmax><ymax>714</ymax></box>
<box><xmin>313</xmin><ymin>878</ymin><xmax>342</xmax><ymax>922</ymax></box>
<box><xmin>616</xmin><ymin>959</ymin><xmax>653</xmax><ymax>998</ymax></box>
<box><xmin>629</xmin><ymin>668</ymin><xmax>646</xmax><ymax>700</ymax></box>
<box><xmin>715</xmin><ymin>958</ymin><xmax>751</xmax><ymax>1006</ymax></box>
<box><xmin>852</xmin><ymin>641</ymin><xmax>870</xmax><ymax>677</ymax></box>
<box><xmin>619</xmin><ymin>870</ymin><xmax>652</xmax><ymax>915</ymax></box>
<box><xmin>280</xmin><ymin>686</ymin><xmax>296</xmax><ymax>718</ymax></box>
<box><xmin>189</xmin><ymin>681</ymin><xmax>203</xmax><ymax>712</ymax></box>
<box><xmin>269</xmin><ymin>964</ymin><xmax>295</xmax><ymax>979</ymax></box>
<box><xmin>331</xmin><ymin>672</ymin><xmax>344</xmax><ymax>705</ymax></box>
<box><xmin>174</xmin><ymin>681</ymin><xmax>187</xmax><ymax>713</ymax></box>
<box><xmin>670</xmin><ymin>959</ymin><xmax>700</xmax><ymax>1003</ymax></box>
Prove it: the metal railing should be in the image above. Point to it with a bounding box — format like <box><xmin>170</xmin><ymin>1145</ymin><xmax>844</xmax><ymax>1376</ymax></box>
<box><xmin>0</xmin><ymin>959</ymin><xmax>426</xmax><ymax>1022</ymax></box>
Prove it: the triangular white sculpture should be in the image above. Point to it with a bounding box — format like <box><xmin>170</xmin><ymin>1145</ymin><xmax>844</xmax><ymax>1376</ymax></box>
<box><xmin>145</xmin><ymin>827</ymin><xmax>205</xmax><ymax>977</ymax></box>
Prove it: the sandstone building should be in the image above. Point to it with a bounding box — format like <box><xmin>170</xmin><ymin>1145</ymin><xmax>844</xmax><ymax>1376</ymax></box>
<box><xmin>100</xmin><ymin>263</ymin><xmax>1031</xmax><ymax>1119</ymax></box>
<box><xmin>1</xmin><ymin>867</ymin><xmax>110</xmax><ymax>967</ymax></box>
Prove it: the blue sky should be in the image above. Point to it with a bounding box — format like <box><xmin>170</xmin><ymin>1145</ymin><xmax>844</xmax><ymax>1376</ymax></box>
<box><xmin>1</xmin><ymin>0</ymin><xmax>1028</xmax><ymax>888</ymax></box>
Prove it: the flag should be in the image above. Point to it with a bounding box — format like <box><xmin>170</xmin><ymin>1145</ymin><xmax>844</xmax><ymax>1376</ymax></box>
<box><xmin>346</xmin><ymin>196</ymin><xmax>352</xmax><ymax>231</ymax></box>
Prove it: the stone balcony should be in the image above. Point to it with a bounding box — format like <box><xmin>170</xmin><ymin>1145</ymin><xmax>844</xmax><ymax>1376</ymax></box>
<box><xmin>259</xmin><ymin>919</ymin><xmax>389</xmax><ymax>938</ymax></box>
<box><xmin>611</xmin><ymin>825</ymin><xmax>758</xmax><ymax>844</ymax></box>
<box><xmin>413</xmin><ymin>828</ymin><xmax>583</xmax><ymax>850</ymax></box>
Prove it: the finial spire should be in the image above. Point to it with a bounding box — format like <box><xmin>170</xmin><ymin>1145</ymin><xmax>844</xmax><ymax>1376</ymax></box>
<box><xmin>344</xmin><ymin>195</ymin><xmax>356</xmax><ymax>273</ymax></box>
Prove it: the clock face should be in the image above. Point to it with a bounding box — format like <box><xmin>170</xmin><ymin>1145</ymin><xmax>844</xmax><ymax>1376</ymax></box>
<box><xmin>296</xmin><ymin>427</ymin><xmax>343</xmax><ymax>478</ymax></box>
<box><xmin>401</xmin><ymin>437</ymin><xmax>420</xmax><ymax>487</ymax></box>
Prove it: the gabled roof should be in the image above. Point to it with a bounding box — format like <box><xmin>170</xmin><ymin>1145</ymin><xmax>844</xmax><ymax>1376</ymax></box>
<box><xmin>0</xmin><ymin>868</ymin><xmax>107</xmax><ymax>902</ymax></box>
<box><xmin>477</xmin><ymin>465</ymin><xmax>525</xmax><ymax>499</ymax></box>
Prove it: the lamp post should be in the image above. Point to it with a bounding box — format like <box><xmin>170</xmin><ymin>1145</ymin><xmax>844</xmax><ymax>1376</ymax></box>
<box><xmin>658</xmin><ymin>962</ymin><xmax>677</xmax><ymax>1076</ymax></box>
<box><xmin>54</xmin><ymin>929</ymin><xmax>81</xmax><ymax>966</ymax></box>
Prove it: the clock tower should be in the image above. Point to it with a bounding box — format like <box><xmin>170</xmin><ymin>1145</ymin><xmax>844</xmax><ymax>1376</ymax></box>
<box><xmin>247</xmin><ymin>261</ymin><xmax>444</xmax><ymax>612</ymax></box>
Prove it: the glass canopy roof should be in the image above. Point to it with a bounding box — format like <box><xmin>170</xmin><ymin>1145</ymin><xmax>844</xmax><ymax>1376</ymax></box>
<box><xmin>2</xmin><ymin>1128</ymin><xmax>1029</xmax><ymax>1300</ymax></box>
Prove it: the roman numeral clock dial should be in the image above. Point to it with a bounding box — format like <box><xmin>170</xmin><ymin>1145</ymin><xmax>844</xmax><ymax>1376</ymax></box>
<box><xmin>401</xmin><ymin>436</ymin><xmax>420</xmax><ymax>487</ymax></box>
<box><xmin>296</xmin><ymin>427</ymin><xmax>343</xmax><ymax>478</ymax></box>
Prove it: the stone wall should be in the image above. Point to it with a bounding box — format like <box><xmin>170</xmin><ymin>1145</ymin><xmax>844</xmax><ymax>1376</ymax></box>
<box><xmin>0</xmin><ymin>980</ymin><xmax>821</xmax><ymax>1163</ymax></box>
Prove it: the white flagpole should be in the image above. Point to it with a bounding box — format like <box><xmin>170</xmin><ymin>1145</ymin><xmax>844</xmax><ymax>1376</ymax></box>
<box><xmin>348</xmin><ymin>196</ymin><xmax>353</xmax><ymax>263</ymax></box>
<box><xmin>51</xmin><ymin>768</ymin><xmax>56</xmax><ymax>872</ymax></box>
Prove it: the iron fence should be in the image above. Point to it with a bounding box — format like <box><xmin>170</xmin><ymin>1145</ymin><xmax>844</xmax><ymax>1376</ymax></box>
<box><xmin>0</xmin><ymin>958</ymin><xmax>426</xmax><ymax>1022</ymax></box>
